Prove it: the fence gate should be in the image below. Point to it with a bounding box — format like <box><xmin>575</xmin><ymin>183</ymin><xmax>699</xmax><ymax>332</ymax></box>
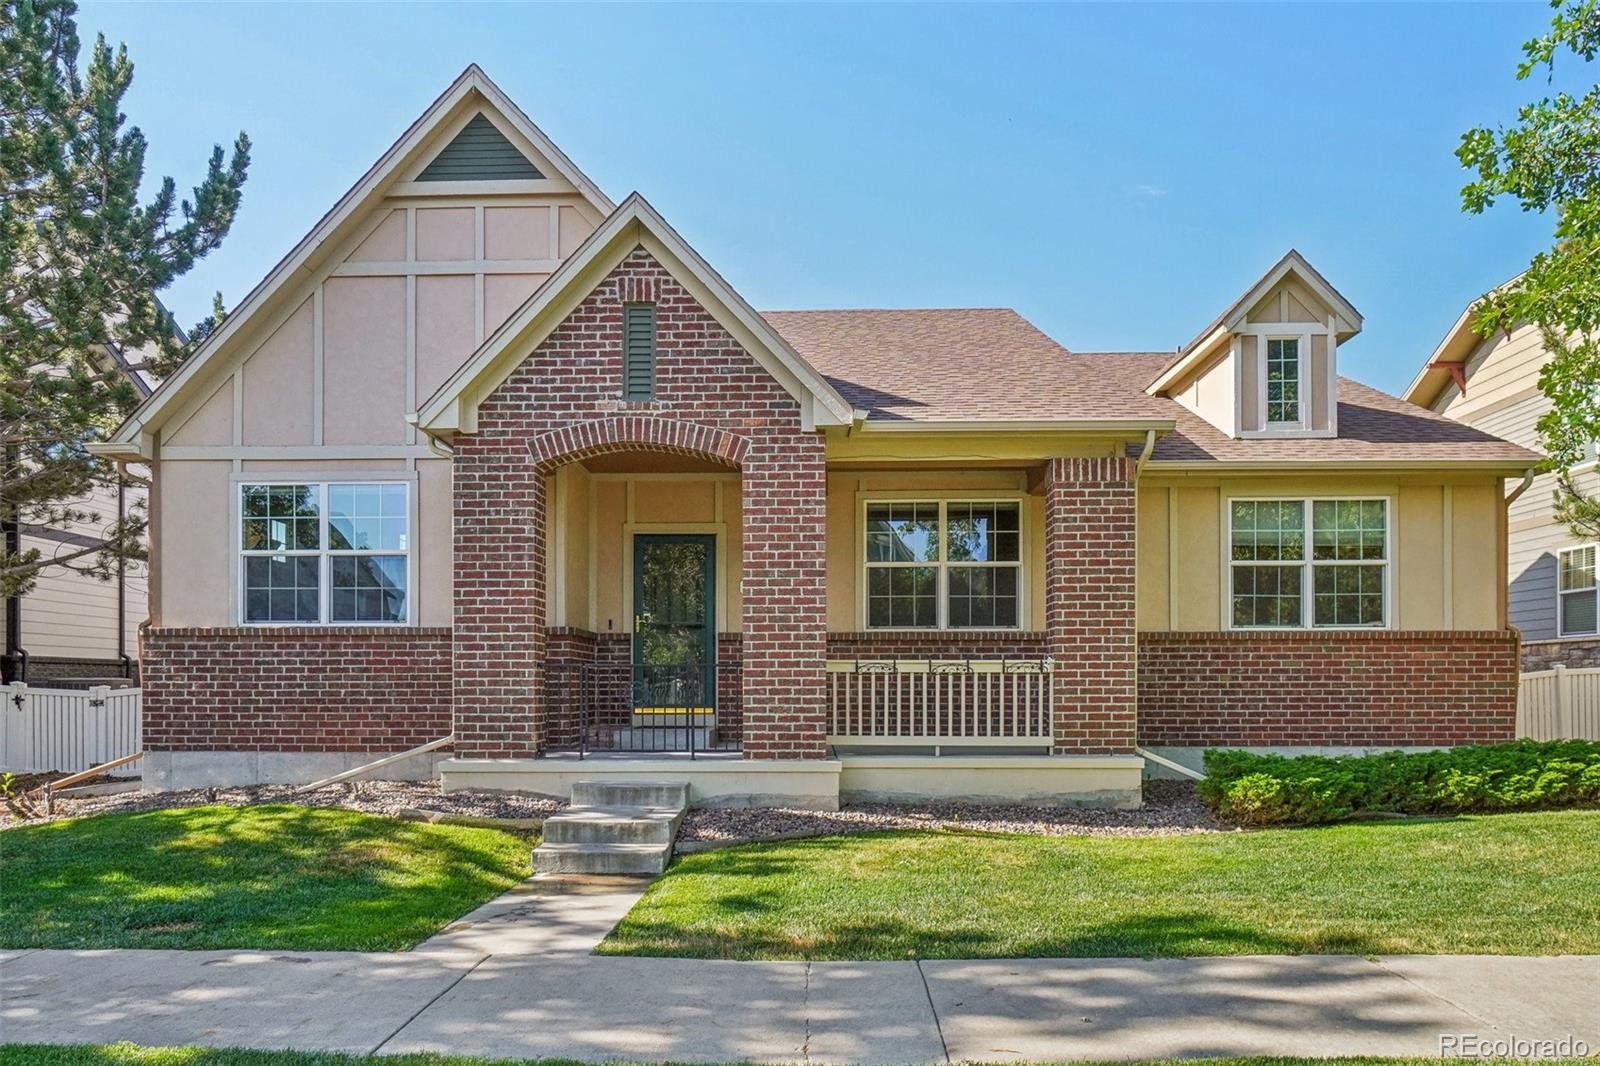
<box><xmin>0</xmin><ymin>684</ymin><xmax>143</xmax><ymax>774</ymax></box>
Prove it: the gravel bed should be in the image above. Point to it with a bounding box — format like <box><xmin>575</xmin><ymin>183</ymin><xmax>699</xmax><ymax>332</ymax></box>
<box><xmin>1</xmin><ymin>778</ymin><xmax>563</xmax><ymax>829</ymax></box>
<box><xmin>679</xmin><ymin>779</ymin><xmax>1224</xmax><ymax>844</ymax></box>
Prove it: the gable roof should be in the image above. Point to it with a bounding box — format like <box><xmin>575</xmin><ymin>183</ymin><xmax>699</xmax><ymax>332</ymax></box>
<box><xmin>1401</xmin><ymin>272</ymin><xmax>1525</xmax><ymax>409</ymax></box>
<box><xmin>101</xmin><ymin>65</ymin><xmax>611</xmax><ymax>457</ymax></box>
<box><xmin>415</xmin><ymin>193</ymin><xmax>856</xmax><ymax>436</ymax></box>
<box><xmin>1145</xmin><ymin>249</ymin><xmax>1364</xmax><ymax>396</ymax></box>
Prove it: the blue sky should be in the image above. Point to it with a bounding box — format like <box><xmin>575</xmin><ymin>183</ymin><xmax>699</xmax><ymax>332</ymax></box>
<box><xmin>80</xmin><ymin>2</ymin><xmax>1574</xmax><ymax>396</ymax></box>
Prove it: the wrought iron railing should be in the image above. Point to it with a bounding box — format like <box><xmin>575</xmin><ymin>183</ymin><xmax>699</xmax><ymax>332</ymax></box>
<box><xmin>547</xmin><ymin>658</ymin><xmax>741</xmax><ymax>757</ymax></box>
<box><xmin>825</xmin><ymin>658</ymin><xmax>1054</xmax><ymax>746</ymax></box>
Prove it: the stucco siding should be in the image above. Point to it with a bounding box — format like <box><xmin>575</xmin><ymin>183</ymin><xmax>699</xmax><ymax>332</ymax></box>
<box><xmin>1137</xmin><ymin>472</ymin><xmax>1506</xmax><ymax>633</ymax></box>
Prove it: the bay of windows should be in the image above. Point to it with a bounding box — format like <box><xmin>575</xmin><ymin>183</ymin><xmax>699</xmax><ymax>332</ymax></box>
<box><xmin>1559</xmin><ymin>545</ymin><xmax>1597</xmax><ymax>636</ymax></box>
<box><xmin>865</xmin><ymin>500</ymin><xmax>1021</xmax><ymax>629</ymax></box>
<box><xmin>1230</xmin><ymin>498</ymin><xmax>1387</xmax><ymax>628</ymax></box>
<box><xmin>240</xmin><ymin>482</ymin><xmax>410</xmax><ymax>624</ymax></box>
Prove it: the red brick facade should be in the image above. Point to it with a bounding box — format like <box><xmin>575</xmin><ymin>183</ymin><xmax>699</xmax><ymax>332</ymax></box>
<box><xmin>1137</xmin><ymin>629</ymin><xmax>1520</xmax><ymax>748</ymax></box>
<box><xmin>453</xmin><ymin>248</ymin><xmax>828</xmax><ymax>759</ymax></box>
<box><xmin>140</xmin><ymin>627</ymin><xmax>452</xmax><ymax>752</ymax></box>
<box><xmin>1044</xmin><ymin>457</ymin><xmax>1139</xmax><ymax>754</ymax></box>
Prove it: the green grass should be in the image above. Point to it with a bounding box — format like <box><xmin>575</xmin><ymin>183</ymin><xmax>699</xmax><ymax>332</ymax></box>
<box><xmin>3</xmin><ymin>1049</ymin><xmax>1592</xmax><ymax>1066</ymax></box>
<box><xmin>0</xmin><ymin>804</ymin><xmax>530</xmax><ymax>951</ymax></box>
<box><xmin>601</xmin><ymin>809</ymin><xmax>1600</xmax><ymax>960</ymax></box>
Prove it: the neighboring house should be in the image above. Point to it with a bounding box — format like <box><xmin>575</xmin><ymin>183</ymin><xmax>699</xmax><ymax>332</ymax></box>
<box><xmin>1404</xmin><ymin>302</ymin><xmax>1600</xmax><ymax>672</ymax></box>
<box><xmin>3</xmin><ymin>342</ymin><xmax>152</xmax><ymax>686</ymax></box>
<box><xmin>93</xmin><ymin>68</ymin><xmax>1538</xmax><ymax>807</ymax></box>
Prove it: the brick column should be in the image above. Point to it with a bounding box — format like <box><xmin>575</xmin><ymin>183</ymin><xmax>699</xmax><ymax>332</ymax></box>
<box><xmin>1044</xmin><ymin>456</ymin><xmax>1138</xmax><ymax>754</ymax></box>
<box><xmin>740</xmin><ymin>436</ymin><xmax>829</xmax><ymax>759</ymax></box>
<box><xmin>453</xmin><ymin>436</ymin><xmax>544</xmax><ymax>758</ymax></box>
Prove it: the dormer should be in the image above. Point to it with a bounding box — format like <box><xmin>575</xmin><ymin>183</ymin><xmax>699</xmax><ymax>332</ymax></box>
<box><xmin>1145</xmin><ymin>250</ymin><xmax>1362</xmax><ymax>439</ymax></box>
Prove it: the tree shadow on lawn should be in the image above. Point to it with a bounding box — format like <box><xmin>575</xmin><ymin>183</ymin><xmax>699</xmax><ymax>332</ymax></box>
<box><xmin>0</xmin><ymin>804</ymin><xmax>528</xmax><ymax>951</ymax></box>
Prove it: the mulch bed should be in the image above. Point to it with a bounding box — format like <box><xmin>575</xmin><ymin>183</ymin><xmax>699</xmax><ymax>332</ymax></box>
<box><xmin>5</xmin><ymin>776</ymin><xmax>1219</xmax><ymax>840</ymax></box>
<box><xmin>1</xmin><ymin>778</ymin><xmax>563</xmax><ymax>829</ymax></box>
<box><xmin>678</xmin><ymin>779</ymin><xmax>1223</xmax><ymax>847</ymax></box>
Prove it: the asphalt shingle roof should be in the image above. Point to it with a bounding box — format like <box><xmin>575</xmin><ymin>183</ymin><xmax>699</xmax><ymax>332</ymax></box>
<box><xmin>761</xmin><ymin>308</ymin><xmax>1538</xmax><ymax>466</ymax></box>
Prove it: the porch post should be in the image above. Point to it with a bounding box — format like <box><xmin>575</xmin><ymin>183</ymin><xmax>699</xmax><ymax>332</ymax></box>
<box><xmin>452</xmin><ymin>435</ymin><xmax>545</xmax><ymax>758</ymax></box>
<box><xmin>739</xmin><ymin>435</ymin><xmax>829</xmax><ymax>759</ymax></box>
<box><xmin>1043</xmin><ymin>455</ymin><xmax>1138</xmax><ymax>754</ymax></box>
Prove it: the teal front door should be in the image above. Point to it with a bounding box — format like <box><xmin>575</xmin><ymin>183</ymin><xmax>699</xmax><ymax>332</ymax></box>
<box><xmin>631</xmin><ymin>534</ymin><xmax>716</xmax><ymax>716</ymax></box>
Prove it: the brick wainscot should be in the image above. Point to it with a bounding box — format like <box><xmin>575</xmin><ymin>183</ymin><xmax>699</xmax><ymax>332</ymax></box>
<box><xmin>1137</xmin><ymin>629</ymin><xmax>1520</xmax><ymax>769</ymax></box>
<box><xmin>139</xmin><ymin>626</ymin><xmax>453</xmax><ymax>789</ymax></box>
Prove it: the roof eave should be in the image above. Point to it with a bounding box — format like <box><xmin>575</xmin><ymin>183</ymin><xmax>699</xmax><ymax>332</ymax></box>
<box><xmin>1144</xmin><ymin>457</ymin><xmax>1539</xmax><ymax>474</ymax></box>
<box><xmin>851</xmin><ymin>418</ymin><xmax>1176</xmax><ymax>435</ymax></box>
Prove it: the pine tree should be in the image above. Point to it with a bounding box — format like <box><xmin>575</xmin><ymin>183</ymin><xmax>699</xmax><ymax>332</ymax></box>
<box><xmin>0</xmin><ymin>0</ymin><xmax>249</xmax><ymax>595</ymax></box>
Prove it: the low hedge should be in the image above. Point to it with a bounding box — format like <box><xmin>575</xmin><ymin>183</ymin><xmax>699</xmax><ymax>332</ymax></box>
<box><xmin>1198</xmin><ymin>740</ymin><xmax>1600</xmax><ymax>826</ymax></box>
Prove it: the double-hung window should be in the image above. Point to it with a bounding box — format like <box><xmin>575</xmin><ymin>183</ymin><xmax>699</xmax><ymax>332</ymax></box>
<box><xmin>1264</xmin><ymin>337</ymin><xmax>1302</xmax><ymax>425</ymax></box>
<box><xmin>1230</xmin><ymin>498</ymin><xmax>1388</xmax><ymax>628</ymax></box>
<box><xmin>240</xmin><ymin>482</ymin><xmax>410</xmax><ymax>625</ymax></box>
<box><xmin>864</xmin><ymin>500</ymin><xmax>1022</xmax><ymax>629</ymax></box>
<box><xmin>1558</xmin><ymin>545</ymin><xmax>1598</xmax><ymax>636</ymax></box>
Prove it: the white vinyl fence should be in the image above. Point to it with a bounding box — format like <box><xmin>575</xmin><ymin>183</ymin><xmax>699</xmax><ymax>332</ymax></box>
<box><xmin>0</xmin><ymin>684</ymin><xmax>142</xmax><ymax>774</ymax></box>
<box><xmin>1517</xmin><ymin>665</ymin><xmax>1600</xmax><ymax>741</ymax></box>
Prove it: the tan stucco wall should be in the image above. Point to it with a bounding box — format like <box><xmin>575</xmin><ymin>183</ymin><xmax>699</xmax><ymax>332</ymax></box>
<box><xmin>152</xmin><ymin>457</ymin><xmax>452</xmax><ymax>628</ymax></box>
<box><xmin>1137</xmin><ymin>472</ymin><xmax>1507</xmax><ymax>632</ymax></box>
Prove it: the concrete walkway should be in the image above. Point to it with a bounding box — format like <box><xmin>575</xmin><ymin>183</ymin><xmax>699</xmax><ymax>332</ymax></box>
<box><xmin>3</xmin><ymin>879</ymin><xmax>1597</xmax><ymax>1063</ymax></box>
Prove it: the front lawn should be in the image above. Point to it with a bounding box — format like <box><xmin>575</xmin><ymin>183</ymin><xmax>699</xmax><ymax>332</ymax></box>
<box><xmin>0</xmin><ymin>804</ymin><xmax>529</xmax><ymax>951</ymax></box>
<box><xmin>601</xmin><ymin>809</ymin><xmax>1600</xmax><ymax>959</ymax></box>
<box><xmin>5</xmin><ymin>1048</ymin><xmax>1592</xmax><ymax>1066</ymax></box>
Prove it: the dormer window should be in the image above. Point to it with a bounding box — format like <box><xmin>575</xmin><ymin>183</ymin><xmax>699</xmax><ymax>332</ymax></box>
<box><xmin>1265</xmin><ymin>337</ymin><xmax>1304</xmax><ymax>425</ymax></box>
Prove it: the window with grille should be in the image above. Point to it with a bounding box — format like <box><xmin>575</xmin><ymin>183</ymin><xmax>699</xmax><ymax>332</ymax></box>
<box><xmin>1230</xmin><ymin>498</ymin><xmax>1388</xmax><ymax>628</ymax></box>
<box><xmin>1559</xmin><ymin>544</ymin><xmax>1598</xmax><ymax>636</ymax></box>
<box><xmin>240</xmin><ymin>482</ymin><xmax>409</xmax><ymax>625</ymax></box>
<box><xmin>864</xmin><ymin>500</ymin><xmax>1022</xmax><ymax>629</ymax></box>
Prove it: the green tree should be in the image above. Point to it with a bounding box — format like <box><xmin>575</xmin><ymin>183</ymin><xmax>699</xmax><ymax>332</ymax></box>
<box><xmin>1</xmin><ymin>0</ymin><xmax>249</xmax><ymax>596</ymax></box>
<box><xmin>1459</xmin><ymin>0</ymin><xmax>1600</xmax><ymax>538</ymax></box>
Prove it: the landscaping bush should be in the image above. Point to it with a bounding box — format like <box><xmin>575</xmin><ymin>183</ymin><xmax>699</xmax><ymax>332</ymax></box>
<box><xmin>1198</xmin><ymin>740</ymin><xmax>1600</xmax><ymax>826</ymax></box>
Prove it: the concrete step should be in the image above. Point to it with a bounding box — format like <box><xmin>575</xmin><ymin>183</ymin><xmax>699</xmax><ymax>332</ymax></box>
<box><xmin>533</xmin><ymin>841</ymin><xmax>673</xmax><ymax>876</ymax></box>
<box><xmin>542</xmin><ymin>804</ymin><xmax>685</xmax><ymax>845</ymax></box>
<box><xmin>570</xmin><ymin>779</ymin><xmax>690</xmax><ymax>809</ymax></box>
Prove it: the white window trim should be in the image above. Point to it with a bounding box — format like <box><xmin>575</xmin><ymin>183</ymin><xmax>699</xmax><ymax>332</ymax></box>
<box><xmin>1556</xmin><ymin>542</ymin><xmax>1599</xmax><ymax>638</ymax></box>
<box><xmin>1222</xmin><ymin>495</ymin><xmax>1393</xmax><ymax>631</ymax></box>
<box><xmin>857</xmin><ymin>494</ymin><xmax>1028</xmax><ymax>632</ymax></box>
<box><xmin>1261</xmin><ymin>334</ymin><xmax>1309</xmax><ymax>429</ymax></box>
<box><xmin>232</xmin><ymin>474</ymin><xmax>418</xmax><ymax>627</ymax></box>
<box><xmin>1234</xmin><ymin>320</ymin><xmax>1338</xmax><ymax>440</ymax></box>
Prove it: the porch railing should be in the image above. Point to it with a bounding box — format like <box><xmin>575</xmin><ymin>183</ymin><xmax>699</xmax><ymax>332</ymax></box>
<box><xmin>826</xmin><ymin>658</ymin><xmax>1054</xmax><ymax>747</ymax></box>
<box><xmin>547</xmin><ymin>658</ymin><xmax>742</xmax><ymax>757</ymax></box>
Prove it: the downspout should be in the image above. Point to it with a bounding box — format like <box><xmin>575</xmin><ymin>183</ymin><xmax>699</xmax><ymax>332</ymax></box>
<box><xmin>1504</xmin><ymin>468</ymin><xmax>1535</xmax><ymax>508</ymax></box>
<box><xmin>1133</xmin><ymin>428</ymin><xmax>1156</xmax><ymax>479</ymax></box>
<box><xmin>3</xmin><ymin>440</ymin><xmax>25</xmax><ymax>684</ymax></box>
<box><xmin>117</xmin><ymin>473</ymin><xmax>132</xmax><ymax>680</ymax></box>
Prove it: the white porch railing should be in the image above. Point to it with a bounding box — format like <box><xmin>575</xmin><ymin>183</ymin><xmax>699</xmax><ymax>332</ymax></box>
<box><xmin>826</xmin><ymin>659</ymin><xmax>1054</xmax><ymax>747</ymax></box>
<box><xmin>1</xmin><ymin>684</ymin><xmax>142</xmax><ymax>774</ymax></box>
<box><xmin>1517</xmin><ymin>665</ymin><xmax>1600</xmax><ymax>741</ymax></box>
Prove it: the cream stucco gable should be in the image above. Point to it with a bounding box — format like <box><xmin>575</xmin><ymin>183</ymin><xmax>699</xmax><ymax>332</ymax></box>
<box><xmin>96</xmin><ymin>65</ymin><xmax>613</xmax><ymax>460</ymax></box>
<box><xmin>414</xmin><ymin>193</ymin><xmax>856</xmax><ymax>440</ymax></box>
<box><xmin>1145</xmin><ymin>250</ymin><xmax>1363</xmax><ymax>441</ymax></box>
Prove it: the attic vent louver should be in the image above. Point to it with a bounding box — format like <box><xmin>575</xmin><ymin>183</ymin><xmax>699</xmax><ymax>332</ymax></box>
<box><xmin>416</xmin><ymin>114</ymin><xmax>544</xmax><ymax>182</ymax></box>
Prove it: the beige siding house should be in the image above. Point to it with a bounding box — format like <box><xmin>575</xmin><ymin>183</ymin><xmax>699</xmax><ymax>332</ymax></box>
<box><xmin>1405</xmin><ymin>308</ymin><xmax>1600</xmax><ymax>670</ymax></box>
<box><xmin>93</xmin><ymin>67</ymin><xmax>1538</xmax><ymax>807</ymax></box>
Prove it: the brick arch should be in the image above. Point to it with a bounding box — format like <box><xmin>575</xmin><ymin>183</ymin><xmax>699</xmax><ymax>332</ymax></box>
<box><xmin>529</xmin><ymin>416</ymin><xmax>749</xmax><ymax>473</ymax></box>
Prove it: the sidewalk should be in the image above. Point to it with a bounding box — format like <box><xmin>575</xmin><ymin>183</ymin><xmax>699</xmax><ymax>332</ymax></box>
<box><xmin>3</xmin><ymin>878</ymin><xmax>1597</xmax><ymax>1064</ymax></box>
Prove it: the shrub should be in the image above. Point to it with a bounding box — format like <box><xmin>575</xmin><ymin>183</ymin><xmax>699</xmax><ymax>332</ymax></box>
<box><xmin>1198</xmin><ymin>740</ymin><xmax>1600</xmax><ymax>826</ymax></box>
